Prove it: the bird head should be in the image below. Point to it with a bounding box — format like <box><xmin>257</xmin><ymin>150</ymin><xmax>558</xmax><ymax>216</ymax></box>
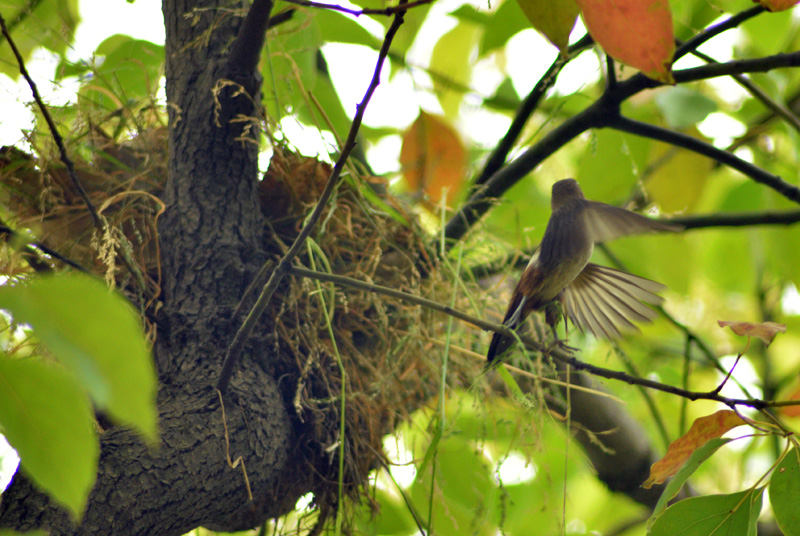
<box><xmin>551</xmin><ymin>178</ymin><xmax>585</xmax><ymax>210</ymax></box>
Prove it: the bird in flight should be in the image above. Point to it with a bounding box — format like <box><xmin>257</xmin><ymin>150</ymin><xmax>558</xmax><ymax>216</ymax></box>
<box><xmin>486</xmin><ymin>179</ymin><xmax>682</xmax><ymax>365</ymax></box>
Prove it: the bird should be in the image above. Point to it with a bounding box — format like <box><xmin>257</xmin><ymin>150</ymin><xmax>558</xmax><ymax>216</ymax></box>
<box><xmin>486</xmin><ymin>178</ymin><xmax>682</xmax><ymax>365</ymax></box>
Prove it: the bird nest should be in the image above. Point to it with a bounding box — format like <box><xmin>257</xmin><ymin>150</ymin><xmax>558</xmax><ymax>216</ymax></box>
<box><xmin>0</xmin><ymin>128</ymin><xmax>481</xmax><ymax>528</ymax></box>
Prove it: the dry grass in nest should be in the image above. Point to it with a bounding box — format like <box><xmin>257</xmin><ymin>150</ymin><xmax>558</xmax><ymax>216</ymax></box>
<box><xmin>260</xmin><ymin>147</ymin><xmax>479</xmax><ymax>519</ymax></box>
<box><xmin>0</xmin><ymin>127</ymin><xmax>167</xmax><ymax>304</ymax></box>
<box><xmin>0</xmin><ymin>129</ymin><xmax>483</xmax><ymax>526</ymax></box>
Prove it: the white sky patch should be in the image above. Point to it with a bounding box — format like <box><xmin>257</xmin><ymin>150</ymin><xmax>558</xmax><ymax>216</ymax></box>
<box><xmin>697</xmin><ymin>112</ymin><xmax>747</xmax><ymax>148</ymax></box>
<box><xmin>279</xmin><ymin>116</ymin><xmax>337</xmax><ymax>160</ymax></box>
<box><xmin>782</xmin><ymin>283</ymin><xmax>800</xmax><ymax>315</ymax></box>
<box><xmin>72</xmin><ymin>0</ymin><xmax>165</xmax><ymax>57</ymax></box>
<box><xmin>366</xmin><ymin>134</ymin><xmax>402</xmax><ymax>175</ymax></box>
<box><xmin>717</xmin><ymin>354</ymin><xmax>762</xmax><ymax>402</ymax></box>
<box><xmin>383</xmin><ymin>435</ymin><xmax>417</xmax><ymax>489</ymax></box>
<box><xmin>495</xmin><ymin>451</ymin><xmax>537</xmax><ymax>485</ymax></box>
<box><xmin>294</xmin><ymin>491</ymin><xmax>314</xmax><ymax>511</ymax></box>
<box><xmin>322</xmin><ymin>44</ymin><xmax>421</xmax><ymax>130</ymax></box>
<box><xmin>462</xmin><ymin>104</ymin><xmax>512</xmax><ymax>148</ymax></box>
<box><xmin>0</xmin><ymin>435</ymin><xmax>20</xmax><ymax>492</ymax></box>
<box><xmin>505</xmin><ymin>30</ymin><xmax>558</xmax><ymax>97</ymax></box>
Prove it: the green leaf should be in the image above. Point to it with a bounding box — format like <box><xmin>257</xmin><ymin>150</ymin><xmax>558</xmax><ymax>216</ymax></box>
<box><xmin>576</xmin><ymin>130</ymin><xmax>650</xmax><ymax>201</ymax></box>
<box><xmin>0</xmin><ymin>274</ymin><xmax>158</xmax><ymax>442</ymax></box>
<box><xmin>650</xmin><ymin>437</ymin><xmax>735</xmax><ymax>522</ymax></box>
<box><xmin>355</xmin><ymin>486</ymin><xmax>419</xmax><ymax>535</ymax></box>
<box><xmin>430</xmin><ymin>20</ymin><xmax>480</xmax><ymax>118</ymax></box>
<box><xmin>655</xmin><ymin>87</ymin><xmax>718</xmax><ymax>130</ymax></box>
<box><xmin>481</xmin><ymin>0</ymin><xmax>531</xmax><ymax>55</ymax></box>
<box><xmin>770</xmin><ymin>448</ymin><xmax>800</xmax><ymax>536</ymax></box>
<box><xmin>0</xmin><ymin>0</ymin><xmax>80</xmax><ymax>80</ymax></box>
<box><xmin>410</xmin><ymin>438</ymin><xmax>496</xmax><ymax>535</ymax></box>
<box><xmin>0</xmin><ymin>357</ymin><xmax>98</xmax><ymax>519</ymax></box>
<box><xmin>315</xmin><ymin>10</ymin><xmax>380</xmax><ymax>48</ymax></box>
<box><xmin>449</xmin><ymin>5</ymin><xmax>491</xmax><ymax>25</ymax></box>
<box><xmin>649</xmin><ymin>488</ymin><xmax>764</xmax><ymax>536</ymax></box>
<box><xmin>0</xmin><ymin>530</ymin><xmax>49</xmax><ymax>536</ymax></box>
<box><xmin>80</xmin><ymin>36</ymin><xmax>165</xmax><ymax>112</ymax></box>
<box><xmin>263</xmin><ymin>11</ymin><xmax>321</xmax><ymax>123</ymax></box>
<box><xmin>484</xmin><ymin>77</ymin><xmax>521</xmax><ymax>112</ymax></box>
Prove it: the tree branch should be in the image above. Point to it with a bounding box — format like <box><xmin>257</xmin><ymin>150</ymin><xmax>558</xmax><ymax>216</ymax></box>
<box><xmin>687</xmin><ymin>46</ymin><xmax>800</xmax><ymax>136</ymax></box>
<box><xmin>673</xmin><ymin>51</ymin><xmax>800</xmax><ymax>85</ymax></box>
<box><xmin>287</xmin><ymin>266</ymin><xmax>797</xmax><ymax>412</ymax></box>
<box><xmin>217</xmin><ymin>5</ymin><xmax>407</xmax><ymax>394</ymax></box>
<box><xmin>279</xmin><ymin>0</ymin><xmax>432</xmax><ymax>16</ymax></box>
<box><xmin>472</xmin><ymin>34</ymin><xmax>594</xmax><ymax>189</ymax></box>
<box><xmin>608</xmin><ymin>115</ymin><xmax>800</xmax><ymax>204</ymax></box>
<box><xmin>227</xmin><ymin>0</ymin><xmax>274</xmax><ymax>78</ymax></box>
<box><xmin>672</xmin><ymin>6</ymin><xmax>764</xmax><ymax>62</ymax></box>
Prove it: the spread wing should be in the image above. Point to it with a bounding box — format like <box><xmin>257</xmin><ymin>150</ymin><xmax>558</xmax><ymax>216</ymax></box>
<box><xmin>562</xmin><ymin>263</ymin><xmax>664</xmax><ymax>339</ymax></box>
<box><xmin>581</xmin><ymin>201</ymin><xmax>682</xmax><ymax>245</ymax></box>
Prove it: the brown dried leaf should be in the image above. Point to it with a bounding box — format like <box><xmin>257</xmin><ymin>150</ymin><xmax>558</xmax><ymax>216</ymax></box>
<box><xmin>644</xmin><ymin>410</ymin><xmax>746</xmax><ymax>488</ymax></box>
<box><xmin>399</xmin><ymin>111</ymin><xmax>467</xmax><ymax>209</ymax></box>
<box><xmin>718</xmin><ymin>320</ymin><xmax>787</xmax><ymax>347</ymax></box>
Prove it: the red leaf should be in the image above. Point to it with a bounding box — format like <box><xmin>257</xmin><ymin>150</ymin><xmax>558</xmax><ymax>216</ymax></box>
<box><xmin>576</xmin><ymin>0</ymin><xmax>675</xmax><ymax>83</ymax></box>
<box><xmin>753</xmin><ymin>0</ymin><xmax>799</xmax><ymax>11</ymax></box>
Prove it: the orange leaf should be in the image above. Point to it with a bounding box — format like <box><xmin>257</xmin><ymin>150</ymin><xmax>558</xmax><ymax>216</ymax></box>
<box><xmin>643</xmin><ymin>410</ymin><xmax>746</xmax><ymax>488</ymax></box>
<box><xmin>778</xmin><ymin>387</ymin><xmax>800</xmax><ymax>418</ymax></box>
<box><xmin>576</xmin><ymin>0</ymin><xmax>675</xmax><ymax>84</ymax></box>
<box><xmin>399</xmin><ymin>111</ymin><xmax>467</xmax><ymax>209</ymax></box>
<box><xmin>718</xmin><ymin>320</ymin><xmax>787</xmax><ymax>347</ymax></box>
<box><xmin>516</xmin><ymin>0</ymin><xmax>579</xmax><ymax>52</ymax></box>
<box><xmin>753</xmin><ymin>0</ymin><xmax>799</xmax><ymax>11</ymax></box>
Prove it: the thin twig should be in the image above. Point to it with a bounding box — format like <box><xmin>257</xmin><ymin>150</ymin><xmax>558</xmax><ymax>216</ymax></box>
<box><xmin>673</xmin><ymin>6</ymin><xmax>764</xmax><ymax>62</ymax></box>
<box><xmin>0</xmin><ymin>13</ymin><xmax>101</xmax><ymax>229</ymax></box>
<box><xmin>287</xmin><ymin>265</ymin><xmax>798</xmax><ymax>411</ymax></box>
<box><xmin>686</xmin><ymin>45</ymin><xmax>800</xmax><ymax>135</ymax></box>
<box><xmin>669</xmin><ymin>210</ymin><xmax>800</xmax><ymax>229</ymax></box>
<box><xmin>280</xmin><ymin>0</ymin><xmax>431</xmax><ymax>16</ymax></box>
<box><xmin>217</xmin><ymin>5</ymin><xmax>407</xmax><ymax>394</ymax></box>
<box><xmin>672</xmin><ymin>51</ymin><xmax>800</xmax><ymax>85</ymax></box>
<box><xmin>472</xmin><ymin>34</ymin><xmax>594</xmax><ymax>188</ymax></box>
<box><xmin>0</xmin><ymin>223</ymin><xmax>89</xmax><ymax>272</ymax></box>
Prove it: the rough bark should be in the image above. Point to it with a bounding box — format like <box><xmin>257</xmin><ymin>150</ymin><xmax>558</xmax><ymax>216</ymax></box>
<box><xmin>0</xmin><ymin>372</ymin><xmax>296</xmax><ymax>535</ymax></box>
<box><xmin>1</xmin><ymin>0</ymin><xmax>306</xmax><ymax>533</ymax></box>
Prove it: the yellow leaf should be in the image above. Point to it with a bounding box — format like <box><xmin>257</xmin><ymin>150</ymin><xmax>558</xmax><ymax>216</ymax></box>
<box><xmin>645</xmin><ymin>128</ymin><xmax>712</xmax><ymax>212</ymax></box>
<box><xmin>515</xmin><ymin>0</ymin><xmax>579</xmax><ymax>52</ymax></box>
<box><xmin>399</xmin><ymin>111</ymin><xmax>467</xmax><ymax>208</ymax></box>
<box><xmin>576</xmin><ymin>0</ymin><xmax>675</xmax><ymax>84</ymax></box>
<box><xmin>644</xmin><ymin>410</ymin><xmax>746</xmax><ymax>488</ymax></box>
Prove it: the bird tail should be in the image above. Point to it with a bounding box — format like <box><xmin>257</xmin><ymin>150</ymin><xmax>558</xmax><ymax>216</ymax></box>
<box><xmin>486</xmin><ymin>293</ymin><xmax>526</xmax><ymax>366</ymax></box>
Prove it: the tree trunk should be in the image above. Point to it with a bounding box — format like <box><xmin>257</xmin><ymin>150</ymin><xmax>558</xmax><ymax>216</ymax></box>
<box><xmin>1</xmin><ymin>0</ymin><xmax>310</xmax><ymax>533</ymax></box>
